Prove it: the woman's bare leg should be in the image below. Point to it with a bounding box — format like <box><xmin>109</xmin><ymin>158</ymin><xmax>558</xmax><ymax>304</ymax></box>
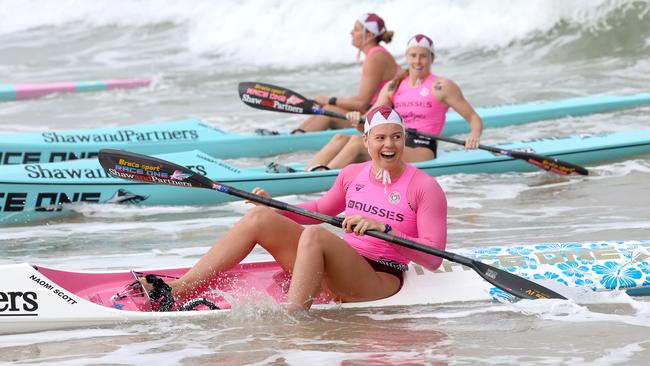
<box><xmin>169</xmin><ymin>206</ymin><xmax>304</xmax><ymax>302</ymax></box>
<box><xmin>287</xmin><ymin>226</ymin><xmax>401</xmax><ymax>312</ymax></box>
<box><xmin>325</xmin><ymin>135</ymin><xmax>370</xmax><ymax>169</ymax></box>
<box><xmin>402</xmin><ymin>146</ymin><xmax>434</xmax><ymax>162</ymax></box>
<box><xmin>306</xmin><ymin>134</ymin><xmax>352</xmax><ymax>169</ymax></box>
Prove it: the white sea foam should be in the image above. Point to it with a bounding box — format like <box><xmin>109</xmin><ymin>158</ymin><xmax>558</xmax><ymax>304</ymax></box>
<box><xmin>447</xmin><ymin>182</ymin><xmax>532</xmax><ymax>209</ymax></box>
<box><xmin>452</xmin><ymin>346</ymin><xmax>645</xmax><ymax>366</ymax></box>
<box><xmin>589</xmin><ymin>158</ymin><xmax>650</xmax><ymax>178</ymax></box>
<box><xmin>0</xmin><ymin>0</ymin><xmax>634</xmax><ymax>66</ymax></box>
<box><xmin>364</xmin><ymin>289</ymin><xmax>650</xmax><ymax>331</ymax></box>
<box><xmin>0</xmin><ymin>216</ymin><xmax>235</xmax><ymax>241</ymax></box>
<box><xmin>0</xmin><ymin>244</ymin><xmax>272</xmax><ymax>270</ymax></box>
<box><xmin>510</xmin><ymin>294</ymin><xmax>650</xmax><ymax>329</ymax></box>
<box><xmin>12</xmin><ymin>335</ymin><xmax>213</xmax><ymax>366</ymax></box>
<box><xmin>68</xmin><ymin>202</ymin><xmax>236</xmax><ymax>219</ymax></box>
<box><xmin>0</xmin><ymin>328</ymin><xmax>129</xmax><ymax>347</ymax></box>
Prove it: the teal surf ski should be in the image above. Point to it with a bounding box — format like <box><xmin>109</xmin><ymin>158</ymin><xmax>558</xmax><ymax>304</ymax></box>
<box><xmin>1</xmin><ymin>93</ymin><xmax>650</xmax><ymax>164</ymax></box>
<box><xmin>1</xmin><ymin>129</ymin><xmax>649</xmax><ymax>225</ymax></box>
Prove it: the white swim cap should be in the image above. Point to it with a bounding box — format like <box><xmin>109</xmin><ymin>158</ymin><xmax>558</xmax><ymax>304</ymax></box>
<box><xmin>407</xmin><ymin>34</ymin><xmax>435</xmax><ymax>55</ymax></box>
<box><xmin>364</xmin><ymin>105</ymin><xmax>404</xmax><ymax>134</ymax></box>
<box><xmin>358</xmin><ymin>13</ymin><xmax>386</xmax><ymax>37</ymax></box>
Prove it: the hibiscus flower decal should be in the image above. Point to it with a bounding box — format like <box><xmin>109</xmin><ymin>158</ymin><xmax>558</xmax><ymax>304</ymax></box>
<box><xmin>592</xmin><ymin>262</ymin><xmax>642</xmax><ymax>289</ymax></box>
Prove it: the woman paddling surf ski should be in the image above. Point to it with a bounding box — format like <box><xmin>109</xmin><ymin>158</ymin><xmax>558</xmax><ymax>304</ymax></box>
<box><xmin>267</xmin><ymin>34</ymin><xmax>484</xmax><ymax>173</ymax></box>
<box><xmin>138</xmin><ymin>106</ymin><xmax>447</xmax><ymax>313</ymax></box>
<box><xmin>259</xmin><ymin>13</ymin><xmax>399</xmax><ymax>136</ymax></box>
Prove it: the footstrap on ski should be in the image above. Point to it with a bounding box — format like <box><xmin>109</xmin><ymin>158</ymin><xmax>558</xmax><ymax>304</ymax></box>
<box><xmin>145</xmin><ymin>274</ymin><xmax>175</xmax><ymax>312</ymax></box>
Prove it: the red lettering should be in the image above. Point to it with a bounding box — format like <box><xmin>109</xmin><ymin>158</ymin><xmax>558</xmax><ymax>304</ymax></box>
<box><xmin>269</xmin><ymin>93</ymin><xmax>286</xmax><ymax>102</ymax></box>
<box><xmin>246</xmin><ymin>88</ymin><xmax>269</xmax><ymax>98</ymax></box>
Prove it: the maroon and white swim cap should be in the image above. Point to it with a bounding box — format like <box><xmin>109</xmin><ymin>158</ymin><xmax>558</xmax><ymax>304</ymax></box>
<box><xmin>358</xmin><ymin>13</ymin><xmax>386</xmax><ymax>37</ymax></box>
<box><xmin>364</xmin><ymin>105</ymin><xmax>404</xmax><ymax>133</ymax></box>
<box><xmin>407</xmin><ymin>34</ymin><xmax>435</xmax><ymax>54</ymax></box>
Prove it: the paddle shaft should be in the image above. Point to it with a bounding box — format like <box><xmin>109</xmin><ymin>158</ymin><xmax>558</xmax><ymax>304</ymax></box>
<box><xmin>411</xmin><ymin>130</ymin><xmax>589</xmax><ymax>176</ymax></box>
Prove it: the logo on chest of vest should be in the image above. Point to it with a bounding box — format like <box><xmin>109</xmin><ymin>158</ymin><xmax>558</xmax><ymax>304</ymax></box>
<box><xmin>355</xmin><ymin>183</ymin><xmax>365</xmax><ymax>191</ymax></box>
<box><xmin>388</xmin><ymin>191</ymin><xmax>401</xmax><ymax>204</ymax></box>
<box><xmin>420</xmin><ymin>87</ymin><xmax>429</xmax><ymax>97</ymax></box>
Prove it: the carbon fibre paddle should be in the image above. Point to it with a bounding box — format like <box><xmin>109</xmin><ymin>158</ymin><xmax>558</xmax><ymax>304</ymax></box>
<box><xmin>238</xmin><ymin>81</ymin><xmax>588</xmax><ymax>176</ymax></box>
<box><xmin>98</xmin><ymin>148</ymin><xmax>568</xmax><ymax>301</ymax></box>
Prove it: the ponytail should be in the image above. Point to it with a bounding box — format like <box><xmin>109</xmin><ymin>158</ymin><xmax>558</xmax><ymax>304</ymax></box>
<box><xmin>378</xmin><ymin>30</ymin><xmax>394</xmax><ymax>44</ymax></box>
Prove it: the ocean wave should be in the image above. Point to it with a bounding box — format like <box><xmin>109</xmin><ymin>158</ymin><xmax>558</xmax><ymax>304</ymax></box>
<box><xmin>1</xmin><ymin>0</ymin><xmax>647</xmax><ymax>66</ymax></box>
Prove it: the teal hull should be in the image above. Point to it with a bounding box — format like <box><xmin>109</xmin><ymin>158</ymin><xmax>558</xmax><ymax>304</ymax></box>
<box><xmin>2</xmin><ymin>93</ymin><xmax>650</xmax><ymax>164</ymax></box>
<box><xmin>2</xmin><ymin>129</ymin><xmax>650</xmax><ymax>225</ymax></box>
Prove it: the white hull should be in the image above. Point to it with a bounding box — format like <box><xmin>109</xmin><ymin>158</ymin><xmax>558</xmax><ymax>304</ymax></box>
<box><xmin>2</xmin><ymin>240</ymin><xmax>650</xmax><ymax>334</ymax></box>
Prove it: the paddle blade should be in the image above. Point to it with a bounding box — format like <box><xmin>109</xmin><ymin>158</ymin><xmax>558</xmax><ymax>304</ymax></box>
<box><xmin>98</xmin><ymin>149</ymin><xmax>215</xmax><ymax>189</ymax></box>
<box><xmin>471</xmin><ymin>261</ymin><xmax>566</xmax><ymax>300</ymax></box>
<box><xmin>509</xmin><ymin>151</ymin><xmax>589</xmax><ymax>176</ymax></box>
<box><xmin>238</xmin><ymin>81</ymin><xmax>323</xmax><ymax>115</ymax></box>
<box><xmin>409</xmin><ymin>130</ymin><xmax>589</xmax><ymax>176</ymax></box>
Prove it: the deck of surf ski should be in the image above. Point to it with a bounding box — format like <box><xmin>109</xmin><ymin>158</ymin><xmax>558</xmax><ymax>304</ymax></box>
<box><xmin>1</xmin><ymin>240</ymin><xmax>650</xmax><ymax>335</ymax></box>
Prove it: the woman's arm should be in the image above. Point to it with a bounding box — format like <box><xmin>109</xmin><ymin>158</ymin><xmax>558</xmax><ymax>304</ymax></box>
<box><xmin>435</xmin><ymin>78</ymin><xmax>483</xmax><ymax>149</ymax></box>
<box><xmin>391</xmin><ymin>173</ymin><xmax>447</xmax><ymax>271</ymax></box>
<box><xmin>344</xmin><ymin>80</ymin><xmax>396</xmax><ymax>132</ymax></box>
<box><xmin>318</xmin><ymin>52</ymin><xmax>395</xmax><ymax>113</ymax></box>
<box><xmin>280</xmin><ymin>164</ymin><xmax>364</xmax><ymax>224</ymax></box>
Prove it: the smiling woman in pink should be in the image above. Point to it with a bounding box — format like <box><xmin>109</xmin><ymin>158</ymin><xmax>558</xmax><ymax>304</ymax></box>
<box><xmin>292</xmin><ymin>13</ymin><xmax>400</xmax><ymax>133</ymax></box>
<box><xmin>305</xmin><ymin>33</ymin><xmax>484</xmax><ymax>171</ymax></box>
<box><xmin>148</xmin><ymin>106</ymin><xmax>447</xmax><ymax>313</ymax></box>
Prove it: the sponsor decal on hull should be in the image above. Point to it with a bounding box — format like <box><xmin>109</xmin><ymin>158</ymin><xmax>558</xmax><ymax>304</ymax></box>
<box><xmin>0</xmin><ymin>189</ymin><xmax>152</xmax><ymax>213</ymax></box>
<box><xmin>106</xmin><ymin>189</ymin><xmax>148</xmax><ymax>204</ymax></box>
<box><xmin>21</xmin><ymin>163</ymin><xmax>208</xmax><ymax>181</ymax></box>
<box><xmin>0</xmin><ymin>274</ymin><xmax>80</xmax><ymax>317</ymax></box>
<box><xmin>1</xmin><ymin>129</ymin><xmax>201</xmax><ymax>165</ymax></box>
<box><xmin>0</xmin><ymin>192</ymin><xmax>102</xmax><ymax>212</ymax></box>
<box><xmin>1</xmin><ymin>160</ymin><xmax>209</xmax><ymax>212</ymax></box>
<box><xmin>29</xmin><ymin>274</ymin><xmax>77</xmax><ymax>305</ymax></box>
<box><xmin>0</xmin><ymin>291</ymin><xmax>38</xmax><ymax>316</ymax></box>
<box><xmin>24</xmin><ymin>164</ymin><xmax>112</xmax><ymax>179</ymax></box>
<box><xmin>0</xmin><ymin>151</ymin><xmax>99</xmax><ymax>165</ymax></box>
<box><xmin>41</xmin><ymin>129</ymin><xmax>199</xmax><ymax>144</ymax></box>
<box><xmin>437</xmin><ymin>244</ymin><xmax>650</xmax><ymax>274</ymax></box>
